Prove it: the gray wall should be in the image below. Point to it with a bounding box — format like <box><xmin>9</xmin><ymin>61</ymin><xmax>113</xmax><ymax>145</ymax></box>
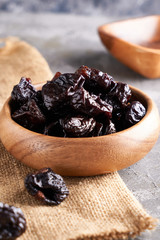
<box><xmin>0</xmin><ymin>0</ymin><xmax>159</xmax><ymax>17</ymax></box>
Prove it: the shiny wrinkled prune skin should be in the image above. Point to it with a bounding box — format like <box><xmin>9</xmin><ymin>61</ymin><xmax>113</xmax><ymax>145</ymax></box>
<box><xmin>102</xmin><ymin>94</ymin><xmax>125</xmax><ymax>132</ymax></box>
<box><xmin>25</xmin><ymin>168</ymin><xmax>69</xmax><ymax>205</ymax></box>
<box><xmin>33</xmin><ymin>90</ymin><xmax>47</xmax><ymax>114</ymax></box>
<box><xmin>103</xmin><ymin>120</ymin><xmax>116</xmax><ymax>135</ymax></box>
<box><xmin>91</xmin><ymin>122</ymin><xmax>103</xmax><ymax>136</ymax></box>
<box><xmin>42</xmin><ymin>73</ymin><xmax>85</xmax><ymax>112</ymax></box>
<box><xmin>76</xmin><ymin>65</ymin><xmax>116</xmax><ymax>94</ymax></box>
<box><xmin>11</xmin><ymin>67</ymin><xmax>146</xmax><ymax>137</ymax></box>
<box><xmin>51</xmin><ymin>71</ymin><xmax>62</xmax><ymax>81</ymax></box>
<box><xmin>12</xmin><ymin>99</ymin><xmax>45</xmax><ymax>132</ymax></box>
<box><xmin>108</xmin><ymin>120</ymin><xmax>116</xmax><ymax>134</ymax></box>
<box><xmin>125</xmin><ymin>101</ymin><xmax>146</xmax><ymax>127</ymax></box>
<box><xmin>44</xmin><ymin>120</ymin><xmax>64</xmax><ymax>137</ymax></box>
<box><xmin>0</xmin><ymin>202</ymin><xmax>26</xmax><ymax>240</ymax></box>
<box><xmin>60</xmin><ymin>116</ymin><xmax>96</xmax><ymax>137</ymax></box>
<box><xmin>109</xmin><ymin>82</ymin><xmax>132</xmax><ymax>106</ymax></box>
<box><xmin>11</xmin><ymin>77</ymin><xmax>36</xmax><ymax>106</ymax></box>
<box><xmin>70</xmin><ymin>87</ymin><xmax>113</xmax><ymax>118</ymax></box>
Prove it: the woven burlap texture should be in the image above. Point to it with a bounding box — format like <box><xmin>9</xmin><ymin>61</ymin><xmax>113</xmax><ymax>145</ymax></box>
<box><xmin>0</xmin><ymin>37</ymin><xmax>157</xmax><ymax>240</ymax></box>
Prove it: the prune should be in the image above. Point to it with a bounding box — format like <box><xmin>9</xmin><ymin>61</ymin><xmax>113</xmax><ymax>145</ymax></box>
<box><xmin>91</xmin><ymin>94</ymin><xmax>113</xmax><ymax>117</ymax></box>
<box><xmin>0</xmin><ymin>202</ymin><xmax>26</xmax><ymax>240</ymax></box>
<box><xmin>76</xmin><ymin>65</ymin><xmax>116</xmax><ymax>94</ymax></box>
<box><xmin>42</xmin><ymin>73</ymin><xmax>85</xmax><ymax>112</ymax></box>
<box><xmin>60</xmin><ymin>116</ymin><xmax>96</xmax><ymax>137</ymax></box>
<box><xmin>25</xmin><ymin>168</ymin><xmax>69</xmax><ymax>205</ymax></box>
<box><xmin>12</xmin><ymin>99</ymin><xmax>45</xmax><ymax>132</ymax></box>
<box><xmin>103</xmin><ymin>94</ymin><xmax>125</xmax><ymax>131</ymax></box>
<box><xmin>75</xmin><ymin>65</ymin><xmax>92</xmax><ymax>79</ymax></box>
<box><xmin>44</xmin><ymin>120</ymin><xmax>64</xmax><ymax>137</ymax></box>
<box><xmin>99</xmin><ymin>119</ymin><xmax>115</xmax><ymax>135</ymax></box>
<box><xmin>11</xmin><ymin>77</ymin><xmax>36</xmax><ymax>106</ymax></box>
<box><xmin>11</xmin><ymin>67</ymin><xmax>146</xmax><ymax>137</ymax></box>
<box><xmin>109</xmin><ymin>82</ymin><xmax>132</xmax><ymax>106</ymax></box>
<box><xmin>51</xmin><ymin>71</ymin><xmax>62</xmax><ymax>81</ymax></box>
<box><xmin>33</xmin><ymin>90</ymin><xmax>46</xmax><ymax>112</ymax></box>
<box><xmin>103</xmin><ymin>95</ymin><xmax>121</xmax><ymax>112</ymax></box>
<box><xmin>125</xmin><ymin>101</ymin><xmax>146</xmax><ymax>127</ymax></box>
<box><xmin>106</xmin><ymin>120</ymin><xmax>116</xmax><ymax>134</ymax></box>
<box><xmin>70</xmin><ymin>87</ymin><xmax>113</xmax><ymax>118</ymax></box>
<box><xmin>91</xmin><ymin>122</ymin><xmax>103</xmax><ymax>136</ymax></box>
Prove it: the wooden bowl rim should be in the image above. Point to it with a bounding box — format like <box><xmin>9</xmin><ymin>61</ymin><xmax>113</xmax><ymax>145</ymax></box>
<box><xmin>2</xmin><ymin>82</ymin><xmax>156</xmax><ymax>142</ymax></box>
<box><xmin>98</xmin><ymin>15</ymin><xmax>160</xmax><ymax>54</ymax></box>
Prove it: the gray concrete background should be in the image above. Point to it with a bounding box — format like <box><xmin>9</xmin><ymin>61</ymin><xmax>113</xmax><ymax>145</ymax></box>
<box><xmin>0</xmin><ymin>0</ymin><xmax>159</xmax><ymax>17</ymax></box>
<box><xmin>0</xmin><ymin>10</ymin><xmax>160</xmax><ymax>240</ymax></box>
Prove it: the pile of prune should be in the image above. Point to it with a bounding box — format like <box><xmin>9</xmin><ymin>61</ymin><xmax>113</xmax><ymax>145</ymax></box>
<box><xmin>11</xmin><ymin>66</ymin><xmax>146</xmax><ymax>137</ymax></box>
<box><xmin>0</xmin><ymin>202</ymin><xmax>26</xmax><ymax>240</ymax></box>
<box><xmin>25</xmin><ymin>168</ymin><xmax>69</xmax><ymax>205</ymax></box>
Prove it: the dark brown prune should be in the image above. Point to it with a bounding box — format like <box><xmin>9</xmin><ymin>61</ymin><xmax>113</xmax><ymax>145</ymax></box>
<box><xmin>103</xmin><ymin>95</ymin><xmax>121</xmax><ymax>112</ymax></box>
<box><xmin>76</xmin><ymin>65</ymin><xmax>98</xmax><ymax>93</ymax></box>
<box><xmin>12</xmin><ymin>99</ymin><xmax>45</xmax><ymax>132</ymax></box>
<box><xmin>70</xmin><ymin>87</ymin><xmax>113</xmax><ymax>118</ymax></box>
<box><xmin>25</xmin><ymin>168</ymin><xmax>69</xmax><ymax>205</ymax></box>
<box><xmin>33</xmin><ymin>90</ymin><xmax>53</xmax><ymax>119</ymax></box>
<box><xmin>11</xmin><ymin>77</ymin><xmax>36</xmax><ymax>106</ymax></box>
<box><xmin>51</xmin><ymin>71</ymin><xmax>62</xmax><ymax>81</ymax></box>
<box><xmin>91</xmin><ymin>122</ymin><xmax>103</xmax><ymax>136</ymax></box>
<box><xmin>125</xmin><ymin>101</ymin><xmax>146</xmax><ymax>127</ymax></box>
<box><xmin>10</xmin><ymin>66</ymin><xmax>146</xmax><ymax>137</ymax></box>
<box><xmin>95</xmin><ymin>117</ymin><xmax>116</xmax><ymax>136</ymax></box>
<box><xmin>108</xmin><ymin>82</ymin><xmax>132</xmax><ymax>106</ymax></box>
<box><xmin>89</xmin><ymin>67</ymin><xmax>116</xmax><ymax>93</ymax></box>
<box><xmin>33</xmin><ymin>90</ymin><xmax>46</xmax><ymax>113</ymax></box>
<box><xmin>0</xmin><ymin>202</ymin><xmax>26</xmax><ymax>240</ymax></box>
<box><xmin>102</xmin><ymin>95</ymin><xmax>125</xmax><ymax>131</ymax></box>
<box><xmin>91</xmin><ymin>94</ymin><xmax>113</xmax><ymax>117</ymax></box>
<box><xmin>60</xmin><ymin>116</ymin><xmax>96</xmax><ymax>137</ymax></box>
<box><xmin>44</xmin><ymin>120</ymin><xmax>64</xmax><ymax>137</ymax></box>
<box><xmin>106</xmin><ymin>120</ymin><xmax>116</xmax><ymax>135</ymax></box>
<box><xmin>75</xmin><ymin>65</ymin><xmax>92</xmax><ymax>78</ymax></box>
<box><xmin>42</xmin><ymin>73</ymin><xmax>85</xmax><ymax>112</ymax></box>
<box><xmin>76</xmin><ymin>65</ymin><xmax>116</xmax><ymax>94</ymax></box>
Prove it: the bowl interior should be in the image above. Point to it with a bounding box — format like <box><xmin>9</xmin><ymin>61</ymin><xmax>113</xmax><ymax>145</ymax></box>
<box><xmin>102</xmin><ymin>15</ymin><xmax>160</xmax><ymax>50</ymax></box>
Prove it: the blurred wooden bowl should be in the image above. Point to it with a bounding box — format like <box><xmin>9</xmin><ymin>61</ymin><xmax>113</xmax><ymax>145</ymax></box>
<box><xmin>0</xmin><ymin>83</ymin><xmax>159</xmax><ymax>176</ymax></box>
<box><xmin>98</xmin><ymin>15</ymin><xmax>160</xmax><ymax>78</ymax></box>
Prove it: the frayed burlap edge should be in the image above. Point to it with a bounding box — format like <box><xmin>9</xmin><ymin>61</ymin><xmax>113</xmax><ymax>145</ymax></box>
<box><xmin>74</xmin><ymin>216</ymin><xmax>157</xmax><ymax>240</ymax></box>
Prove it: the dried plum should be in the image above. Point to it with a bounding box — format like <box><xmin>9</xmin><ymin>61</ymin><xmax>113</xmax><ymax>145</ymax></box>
<box><xmin>12</xmin><ymin>99</ymin><xmax>45</xmax><ymax>132</ymax></box>
<box><xmin>125</xmin><ymin>101</ymin><xmax>146</xmax><ymax>127</ymax></box>
<box><xmin>106</xmin><ymin>120</ymin><xmax>116</xmax><ymax>134</ymax></box>
<box><xmin>70</xmin><ymin>87</ymin><xmax>113</xmax><ymax>118</ymax></box>
<box><xmin>44</xmin><ymin>120</ymin><xmax>64</xmax><ymax>137</ymax></box>
<box><xmin>42</xmin><ymin>73</ymin><xmax>85</xmax><ymax>112</ymax></box>
<box><xmin>76</xmin><ymin>65</ymin><xmax>116</xmax><ymax>94</ymax></box>
<box><xmin>25</xmin><ymin>168</ymin><xmax>69</xmax><ymax>205</ymax></box>
<box><xmin>11</xmin><ymin>66</ymin><xmax>146</xmax><ymax>137</ymax></box>
<box><xmin>109</xmin><ymin>82</ymin><xmax>132</xmax><ymax>106</ymax></box>
<box><xmin>33</xmin><ymin>90</ymin><xmax>46</xmax><ymax>113</ymax></box>
<box><xmin>11</xmin><ymin>77</ymin><xmax>36</xmax><ymax>106</ymax></box>
<box><xmin>51</xmin><ymin>71</ymin><xmax>62</xmax><ymax>81</ymax></box>
<box><xmin>0</xmin><ymin>202</ymin><xmax>26</xmax><ymax>240</ymax></box>
<box><xmin>60</xmin><ymin>116</ymin><xmax>96</xmax><ymax>137</ymax></box>
<box><xmin>91</xmin><ymin>122</ymin><xmax>103</xmax><ymax>136</ymax></box>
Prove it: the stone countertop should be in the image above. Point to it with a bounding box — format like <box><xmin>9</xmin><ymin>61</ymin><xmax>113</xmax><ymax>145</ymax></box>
<box><xmin>0</xmin><ymin>12</ymin><xmax>160</xmax><ymax>240</ymax></box>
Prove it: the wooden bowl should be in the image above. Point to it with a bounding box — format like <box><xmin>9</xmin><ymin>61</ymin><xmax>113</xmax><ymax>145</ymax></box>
<box><xmin>0</xmin><ymin>83</ymin><xmax>159</xmax><ymax>176</ymax></box>
<box><xmin>98</xmin><ymin>15</ymin><xmax>160</xmax><ymax>78</ymax></box>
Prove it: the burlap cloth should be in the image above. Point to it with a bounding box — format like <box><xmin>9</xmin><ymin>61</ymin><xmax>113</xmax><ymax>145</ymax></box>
<box><xmin>0</xmin><ymin>37</ymin><xmax>157</xmax><ymax>240</ymax></box>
